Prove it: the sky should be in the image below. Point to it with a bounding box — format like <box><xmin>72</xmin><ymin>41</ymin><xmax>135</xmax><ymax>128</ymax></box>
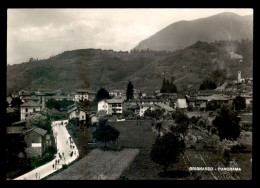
<box><xmin>7</xmin><ymin>8</ymin><xmax>253</xmax><ymax>65</ymax></box>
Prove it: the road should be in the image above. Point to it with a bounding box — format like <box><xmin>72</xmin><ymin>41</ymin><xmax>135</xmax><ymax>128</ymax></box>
<box><xmin>14</xmin><ymin>120</ymin><xmax>79</xmax><ymax>180</ymax></box>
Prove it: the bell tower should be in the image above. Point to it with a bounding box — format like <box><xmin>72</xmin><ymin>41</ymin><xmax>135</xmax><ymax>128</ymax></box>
<box><xmin>238</xmin><ymin>71</ymin><xmax>242</xmax><ymax>83</ymax></box>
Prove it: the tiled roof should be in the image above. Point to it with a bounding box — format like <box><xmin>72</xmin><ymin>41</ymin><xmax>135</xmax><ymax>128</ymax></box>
<box><xmin>20</xmin><ymin>101</ymin><xmax>42</xmax><ymax>107</ymax></box>
<box><xmin>196</xmin><ymin>94</ymin><xmax>230</xmax><ymax>101</ymax></box>
<box><xmin>33</xmin><ymin>127</ymin><xmax>47</xmax><ymax>136</ymax></box>
<box><xmin>23</xmin><ymin>127</ymin><xmax>47</xmax><ymax>136</ymax></box>
<box><xmin>140</xmin><ymin>103</ymin><xmax>154</xmax><ymax>107</ymax></box>
<box><xmin>155</xmin><ymin>103</ymin><xmax>174</xmax><ymax>111</ymax></box>
<box><xmin>6</xmin><ymin>126</ymin><xmax>27</xmax><ymax>134</ymax></box>
<box><xmin>106</xmin><ymin>98</ymin><xmax>124</xmax><ymax>103</ymax></box>
<box><xmin>11</xmin><ymin>120</ymin><xmax>27</xmax><ymax>126</ymax></box>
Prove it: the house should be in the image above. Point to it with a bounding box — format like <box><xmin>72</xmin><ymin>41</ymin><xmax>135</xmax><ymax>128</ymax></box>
<box><xmin>109</xmin><ymin>89</ymin><xmax>125</xmax><ymax>97</ymax></box>
<box><xmin>98</xmin><ymin>98</ymin><xmax>124</xmax><ymax>115</ymax></box>
<box><xmin>20</xmin><ymin>101</ymin><xmax>42</xmax><ymax>120</ymax></box>
<box><xmin>186</xmin><ymin>97</ymin><xmax>196</xmax><ymax>107</ymax></box>
<box><xmin>19</xmin><ymin>90</ymin><xmax>31</xmax><ymax>100</ymax></box>
<box><xmin>74</xmin><ymin>89</ymin><xmax>96</xmax><ymax>102</ymax></box>
<box><xmin>45</xmin><ymin>95</ymin><xmax>72</xmax><ymax>101</ymax></box>
<box><xmin>90</xmin><ymin>114</ymin><xmax>98</xmax><ymax>125</ymax></box>
<box><xmin>195</xmin><ymin>94</ymin><xmax>231</xmax><ymax>108</ymax></box>
<box><xmin>6</xmin><ymin>121</ymin><xmax>28</xmax><ymax>159</ymax></box>
<box><xmin>67</xmin><ymin>104</ymin><xmax>87</xmax><ymax>122</ymax></box>
<box><xmin>176</xmin><ymin>98</ymin><xmax>188</xmax><ymax>109</ymax></box>
<box><xmin>140</xmin><ymin>99</ymin><xmax>164</xmax><ymax>105</ymax></box>
<box><xmin>155</xmin><ymin>103</ymin><xmax>174</xmax><ymax>114</ymax></box>
<box><xmin>241</xmin><ymin>94</ymin><xmax>253</xmax><ymax>106</ymax></box>
<box><xmin>139</xmin><ymin>103</ymin><xmax>156</xmax><ymax>117</ymax></box>
<box><xmin>7</xmin><ymin>122</ymin><xmax>52</xmax><ymax>158</ymax></box>
<box><xmin>23</xmin><ymin>96</ymin><xmax>40</xmax><ymax>103</ymax></box>
<box><xmin>23</xmin><ymin>127</ymin><xmax>50</xmax><ymax>158</ymax></box>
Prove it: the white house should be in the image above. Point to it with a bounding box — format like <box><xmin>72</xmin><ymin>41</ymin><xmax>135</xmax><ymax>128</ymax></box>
<box><xmin>20</xmin><ymin>101</ymin><xmax>42</xmax><ymax>120</ymax></box>
<box><xmin>139</xmin><ymin>103</ymin><xmax>155</xmax><ymax>117</ymax></box>
<box><xmin>98</xmin><ymin>98</ymin><xmax>124</xmax><ymax>115</ymax></box>
<box><xmin>67</xmin><ymin>104</ymin><xmax>86</xmax><ymax>121</ymax></box>
<box><xmin>176</xmin><ymin>98</ymin><xmax>188</xmax><ymax>109</ymax></box>
<box><xmin>74</xmin><ymin>89</ymin><xmax>96</xmax><ymax>102</ymax></box>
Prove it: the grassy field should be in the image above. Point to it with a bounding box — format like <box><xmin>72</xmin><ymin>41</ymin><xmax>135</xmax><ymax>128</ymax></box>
<box><xmin>108</xmin><ymin>120</ymin><xmax>194</xmax><ymax>180</ymax></box>
<box><xmin>47</xmin><ymin>148</ymin><xmax>139</xmax><ymax>180</ymax></box>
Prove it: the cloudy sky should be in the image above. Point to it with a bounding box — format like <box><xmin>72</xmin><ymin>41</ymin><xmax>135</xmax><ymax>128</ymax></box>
<box><xmin>7</xmin><ymin>8</ymin><xmax>253</xmax><ymax>65</ymax></box>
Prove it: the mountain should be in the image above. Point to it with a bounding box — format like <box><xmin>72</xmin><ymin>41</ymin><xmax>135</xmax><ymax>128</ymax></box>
<box><xmin>7</xmin><ymin>40</ymin><xmax>253</xmax><ymax>95</ymax></box>
<box><xmin>133</xmin><ymin>12</ymin><xmax>253</xmax><ymax>52</ymax></box>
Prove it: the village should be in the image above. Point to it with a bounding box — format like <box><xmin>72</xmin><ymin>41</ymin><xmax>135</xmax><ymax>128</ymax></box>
<box><xmin>6</xmin><ymin>70</ymin><xmax>252</xmax><ymax>180</ymax></box>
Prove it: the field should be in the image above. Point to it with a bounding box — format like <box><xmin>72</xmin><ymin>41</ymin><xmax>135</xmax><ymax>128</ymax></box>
<box><xmin>47</xmin><ymin>148</ymin><xmax>139</xmax><ymax>180</ymax></box>
<box><xmin>51</xmin><ymin>118</ymin><xmax>252</xmax><ymax>180</ymax></box>
<box><xmin>109</xmin><ymin>120</ymin><xmax>193</xmax><ymax>180</ymax></box>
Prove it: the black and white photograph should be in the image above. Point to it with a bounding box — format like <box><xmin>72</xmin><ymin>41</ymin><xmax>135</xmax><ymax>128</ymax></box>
<box><xmin>5</xmin><ymin>8</ymin><xmax>253</xmax><ymax>180</ymax></box>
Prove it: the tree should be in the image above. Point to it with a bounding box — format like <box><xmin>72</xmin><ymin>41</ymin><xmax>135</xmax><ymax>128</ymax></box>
<box><xmin>45</xmin><ymin>99</ymin><xmax>74</xmax><ymax>111</ymax></box>
<box><xmin>126</xmin><ymin>81</ymin><xmax>134</xmax><ymax>100</ymax></box>
<box><xmin>95</xmin><ymin>88</ymin><xmax>111</xmax><ymax>102</ymax></box>
<box><xmin>11</xmin><ymin>97</ymin><xmax>22</xmax><ymax>108</ymax></box>
<box><xmin>93</xmin><ymin>119</ymin><xmax>120</xmax><ymax>147</ymax></box>
<box><xmin>199</xmin><ymin>79</ymin><xmax>217</xmax><ymax>90</ymax></box>
<box><xmin>233</xmin><ymin>96</ymin><xmax>246</xmax><ymax>111</ymax></box>
<box><xmin>212</xmin><ymin>105</ymin><xmax>241</xmax><ymax>140</ymax></box>
<box><xmin>150</xmin><ymin>132</ymin><xmax>185</xmax><ymax>174</ymax></box>
<box><xmin>27</xmin><ymin>113</ymin><xmax>52</xmax><ymax>132</ymax></box>
<box><xmin>155</xmin><ymin>120</ymin><xmax>163</xmax><ymax>137</ymax></box>
<box><xmin>160</xmin><ymin>78</ymin><xmax>167</xmax><ymax>93</ymax></box>
<box><xmin>174</xmin><ymin>110</ymin><xmax>190</xmax><ymax>136</ymax></box>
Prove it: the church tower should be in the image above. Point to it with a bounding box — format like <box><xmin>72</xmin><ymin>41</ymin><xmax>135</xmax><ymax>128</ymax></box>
<box><xmin>238</xmin><ymin>71</ymin><xmax>242</xmax><ymax>83</ymax></box>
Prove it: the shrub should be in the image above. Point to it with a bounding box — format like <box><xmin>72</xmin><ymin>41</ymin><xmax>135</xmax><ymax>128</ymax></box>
<box><xmin>187</xmin><ymin>105</ymin><xmax>193</xmax><ymax>111</ymax></box>
<box><xmin>241</xmin><ymin>122</ymin><xmax>251</xmax><ymax>131</ymax></box>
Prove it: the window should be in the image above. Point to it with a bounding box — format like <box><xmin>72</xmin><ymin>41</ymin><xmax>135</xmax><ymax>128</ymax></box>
<box><xmin>25</xmin><ymin>108</ymin><xmax>28</xmax><ymax>112</ymax></box>
<box><xmin>82</xmin><ymin>116</ymin><xmax>84</xmax><ymax>119</ymax></box>
<box><xmin>33</xmin><ymin>108</ymin><xmax>35</xmax><ymax>112</ymax></box>
<box><xmin>25</xmin><ymin>114</ymin><xmax>28</xmax><ymax>117</ymax></box>
<box><xmin>118</xmin><ymin>103</ymin><xmax>122</xmax><ymax>107</ymax></box>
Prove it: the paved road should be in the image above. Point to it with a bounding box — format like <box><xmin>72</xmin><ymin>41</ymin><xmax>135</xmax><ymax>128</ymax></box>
<box><xmin>14</xmin><ymin>120</ymin><xmax>79</xmax><ymax>180</ymax></box>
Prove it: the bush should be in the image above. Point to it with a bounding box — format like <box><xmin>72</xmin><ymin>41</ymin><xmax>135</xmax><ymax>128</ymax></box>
<box><xmin>69</xmin><ymin>117</ymin><xmax>79</xmax><ymax>126</ymax></box>
<box><xmin>208</xmin><ymin>111</ymin><xmax>214</xmax><ymax>117</ymax></box>
<box><xmin>211</xmin><ymin>127</ymin><xmax>217</xmax><ymax>135</ymax></box>
<box><xmin>187</xmin><ymin>105</ymin><xmax>193</xmax><ymax>111</ymax></box>
<box><xmin>241</xmin><ymin>122</ymin><xmax>251</xmax><ymax>131</ymax></box>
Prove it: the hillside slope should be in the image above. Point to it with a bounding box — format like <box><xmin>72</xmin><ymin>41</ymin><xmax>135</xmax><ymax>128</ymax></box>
<box><xmin>7</xmin><ymin>40</ymin><xmax>253</xmax><ymax>94</ymax></box>
<box><xmin>134</xmin><ymin>12</ymin><xmax>253</xmax><ymax>52</ymax></box>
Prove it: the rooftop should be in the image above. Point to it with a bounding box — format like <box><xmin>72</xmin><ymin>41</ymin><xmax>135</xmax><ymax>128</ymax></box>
<box><xmin>196</xmin><ymin>94</ymin><xmax>230</xmax><ymax>101</ymax></box>
<box><xmin>20</xmin><ymin>101</ymin><xmax>42</xmax><ymax>107</ymax></box>
<box><xmin>23</xmin><ymin>127</ymin><xmax>47</xmax><ymax>137</ymax></box>
<box><xmin>155</xmin><ymin>103</ymin><xmax>174</xmax><ymax>111</ymax></box>
<box><xmin>106</xmin><ymin>98</ymin><xmax>125</xmax><ymax>103</ymax></box>
<box><xmin>6</xmin><ymin>126</ymin><xmax>27</xmax><ymax>134</ymax></box>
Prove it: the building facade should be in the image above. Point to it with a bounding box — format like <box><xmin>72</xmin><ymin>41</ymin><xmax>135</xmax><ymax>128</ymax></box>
<box><xmin>20</xmin><ymin>101</ymin><xmax>42</xmax><ymax>120</ymax></box>
<box><xmin>74</xmin><ymin>89</ymin><xmax>96</xmax><ymax>102</ymax></box>
<box><xmin>98</xmin><ymin>98</ymin><xmax>124</xmax><ymax>115</ymax></box>
<box><xmin>67</xmin><ymin>104</ymin><xmax>87</xmax><ymax>121</ymax></box>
